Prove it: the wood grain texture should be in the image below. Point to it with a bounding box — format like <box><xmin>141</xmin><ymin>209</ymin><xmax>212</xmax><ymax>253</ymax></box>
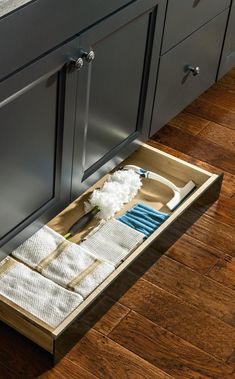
<box><xmin>186</xmin><ymin>98</ymin><xmax>235</xmax><ymax>131</ymax></box>
<box><xmin>198</xmin><ymin>122</ymin><xmax>235</xmax><ymax>151</ymax></box>
<box><xmin>65</xmin><ymin>326</ymin><xmax>173</xmax><ymax>379</ymax></box>
<box><xmin>152</xmin><ymin>125</ymin><xmax>235</xmax><ymax>174</ymax></box>
<box><xmin>208</xmin><ymin>255</ymin><xmax>235</xmax><ymax>290</ymax></box>
<box><xmin>185</xmin><ymin>214</ymin><xmax>235</xmax><ymax>256</ymax></box>
<box><xmin>109</xmin><ymin>311</ymin><xmax>235</xmax><ymax>379</ymax></box>
<box><xmin>200</xmin><ymin>85</ymin><xmax>235</xmax><ymax>112</ymax></box>
<box><xmin>107</xmin><ymin>272</ymin><xmax>235</xmax><ymax>361</ymax></box>
<box><xmin>38</xmin><ymin>358</ymin><xmax>99</xmax><ymax>379</ymax></box>
<box><xmin>80</xmin><ymin>295</ymin><xmax>130</xmax><ymax>335</ymax></box>
<box><xmin>168</xmin><ymin>111</ymin><xmax>209</xmax><ymax>135</ymax></box>
<box><xmin>148</xmin><ymin>139</ymin><xmax>235</xmax><ymax>198</ymax></box>
<box><xmin>141</xmin><ymin>255</ymin><xmax>235</xmax><ymax>327</ymax></box>
<box><xmin>165</xmin><ymin>234</ymin><xmax>219</xmax><ymax>273</ymax></box>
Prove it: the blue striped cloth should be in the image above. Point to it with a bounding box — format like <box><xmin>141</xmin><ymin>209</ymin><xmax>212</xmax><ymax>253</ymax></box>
<box><xmin>118</xmin><ymin>203</ymin><xmax>169</xmax><ymax>238</ymax></box>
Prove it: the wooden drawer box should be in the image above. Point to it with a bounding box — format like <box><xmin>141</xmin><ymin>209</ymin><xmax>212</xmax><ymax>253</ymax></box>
<box><xmin>0</xmin><ymin>143</ymin><xmax>222</xmax><ymax>361</ymax></box>
<box><xmin>162</xmin><ymin>0</ymin><xmax>230</xmax><ymax>54</ymax></box>
<box><xmin>150</xmin><ymin>9</ymin><xmax>228</xmax><ymax>137</ymax></box>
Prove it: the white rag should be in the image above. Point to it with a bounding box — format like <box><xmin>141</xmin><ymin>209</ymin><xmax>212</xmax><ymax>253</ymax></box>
<box><xmin>0</xmin><ymin>259</ymin><xmax>83</xmax><ymax>328</ymax></box>
<box><xmin>12</xmin><ymin>225</ymin><xmax>115</xmax><ymax>298</ymax></box>
<box><xmin>80</xmin><ymin>219</ymin><xmax>145</xmax><ymax>267</ymax></box>
<box><xmin>12</xmin><ymin>225</ymin><xmax>64</xmax><ymax>269</ymax></box>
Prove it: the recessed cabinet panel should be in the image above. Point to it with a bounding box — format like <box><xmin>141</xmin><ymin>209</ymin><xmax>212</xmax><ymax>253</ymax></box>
<box><xmin>0</xmin><ymin>77</ymin><xmax>57</xmax><ymax>240</ymax></box>
<box><xmin>0</xmin><ymin>39</ymin><xmax>79</xmax><ymax>255</ymax></box>
<box><xmin>72</xmin><ymin>0</ymin><xmax>165</xmax><ymax>196</ymax></box>
<box><xmin>83</xmin><ymin>15</ymin><xmax>148</xmax><ymax>173</ymax></box>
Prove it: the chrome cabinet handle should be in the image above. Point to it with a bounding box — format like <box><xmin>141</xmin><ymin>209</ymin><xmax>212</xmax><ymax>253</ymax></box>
<box><xmin>67</xmin><ymin>57</ymin><xmax>84</xmax><ymax>72</ymax></box>
<box><xmin>82</xmin><ymin>50</ymin><xmax>95</xmax><ymax>63</ymax></box>
<box><xmin>187</xmin><ymin>65</ymin><xmax>200</xmax><ymax>76</ymax></box>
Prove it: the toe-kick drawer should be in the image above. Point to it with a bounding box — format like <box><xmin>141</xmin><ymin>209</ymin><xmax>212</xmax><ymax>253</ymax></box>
<box><xmin>162</xmin><ymin>0</ymin><xmax>230</xmax><ymax>54</ymax></box>
<box><xmin>150</xmin><ymin>10</ymin><xmax>228</xmax><ymax>136</ymax></box>
<box><xmin>0</xmin><ymin>143</ymin><xmax>222</xmax><ymax>360</ymax></box>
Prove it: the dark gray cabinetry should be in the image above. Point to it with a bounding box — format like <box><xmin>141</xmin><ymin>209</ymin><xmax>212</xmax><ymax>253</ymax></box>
<box><xmin>162</xmin><ymin>0</ymin><xmax>230</xmax><ymax>54</ymax></box>
<box><xmin>0</xmin><ymin>39</ymin><xmax>80</xmax><ymax>257</ymax></box>
<box><xmin>150</xmin><ymin>10</ymin><xmax>228</xmax><ymax>136</ymax></box>
<box><xmin>71</xmin><ymin>0</ymin><xmax>165</xmax><ymax>196</ymax></box>
<box><xmin>218</xmin><ymin>0</ymin><xmax>235</xmax><ymax>78</ymax></box>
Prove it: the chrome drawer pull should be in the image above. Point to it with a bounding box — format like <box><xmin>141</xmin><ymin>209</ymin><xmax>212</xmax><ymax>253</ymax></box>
<box><xmin>187</xmin><ymin>65</ymin><xmax>200</xmax><ymax>76</ymax></box>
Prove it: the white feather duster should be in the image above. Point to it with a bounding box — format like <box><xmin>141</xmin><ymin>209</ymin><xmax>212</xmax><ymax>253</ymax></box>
<box><xmin>84</xmin><ymin>169</ymin><xmax>142</xmax><ymax>219</ymax></box>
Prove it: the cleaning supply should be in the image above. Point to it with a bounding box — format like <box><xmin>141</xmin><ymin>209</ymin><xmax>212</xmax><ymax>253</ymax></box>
<box><xmin>118</xmin><ymin>203</ymin><xmax>170</xmax><ymax>238</ymax></box>
<box><xmin>0</xmin><ymin>257</ymin><xmax>83</xmax><ymax>328</ymax></box>
<box><xmin>122</xmin><ymin>165</ymin><xmax>196</xmax><ymax>210</ymax></box>
<box><xmin>64</xmin><ymin>168</ymin><xmax>142</xmax><ymax>238</ymax></box>
<box><xmin>12</xmin><ymin>225</ymin><xmax>115</xmax><ymax>299</ymax></box>
<box><xmin>80</xmin><ymin>219</ymin><xmax>145</xmax><ymax>267</ymax></box>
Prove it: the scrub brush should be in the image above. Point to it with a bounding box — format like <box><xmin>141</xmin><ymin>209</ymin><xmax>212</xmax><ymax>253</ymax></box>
<box><xmin>64</xmin><ymin>169</ymin><xmax>142</xmax><ymax>238</ymax></box>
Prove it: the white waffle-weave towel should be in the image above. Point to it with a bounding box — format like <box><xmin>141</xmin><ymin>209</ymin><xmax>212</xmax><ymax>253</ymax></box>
<box><xmin>41</xmin><ymin>243</ymin><xmax>115</xmax><ymax>298</ymax></box>
<box><xmin>80</xmin><ymin>219</ymin><xmax>145</xmax><ymax>267</ymax></box>
<box><xmin>12</xmin><ymin>225</ymin><xmax>64</xmax><ymax>268</ymax></box>
<box><xmin>0</xmin><ymin>259</ymin><xmax>83</xmax><ymax>328</ymax></box>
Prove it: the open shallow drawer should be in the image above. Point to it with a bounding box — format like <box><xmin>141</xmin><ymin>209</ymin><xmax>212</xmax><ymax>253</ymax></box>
<box><xmin>0</xmin><ymin>143</ymin><xmax>222</xmax><ymax>361</ymax></box>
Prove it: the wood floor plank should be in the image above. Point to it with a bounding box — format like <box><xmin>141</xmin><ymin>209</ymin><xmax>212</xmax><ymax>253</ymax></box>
<box><xmin>148</xmin><ymin>139</ymin><xmax>235</xmax><ymax>198</ymax></box>
<box><xmin>0</xmin><ymin>322</ymin><xmax>53</xmax><ymax>378</ymax></box>
<box><xmin>128</xmin><ymin>235</ymin><xmax>219</xmax><ymax>275</ymax></box>
<box><xmin>208</xmin><ymin>255</ymin><xmax>235</xmax><ymax>291</ymax></box>
<box><xmin>38</xmin><ymin>358</ymin><xmax>98</xmax><ymax>379</ymax></box>
<box><xmin>107</xmin><ymin>271</ymin><xmax>235</xmax><ymax>361</ymax></box>
<box><xmin>205</xmin><ymin>197</ymin><xmax>235</xmax><ymax>227</ymax></box>
<box><xmin>186</xmin><ymin>98</ymin><xmax>235</xmax><ymax>131</ymax></box>
<box><xmin>109</xmin><ymin>311</ymin><xmax>235</xmax><ymax>379</ymax></box>
<box><xmin>168</xmin><ymin>111</ymin><xmax>209</xmax><ymax>135</ymax></box>
<box><xmin>63</xmin><ymin>325</ymin><xmax>173</xmax><ymax>379</ymax></box>
<box><xmin>198</xmin><ymin>122</ymin><xmax>235</xmax><ymax>152</ymax></box>
<box><xmin>151</xmin><ymin>125</ymin><xmax>235</xmax><ymax>174</ymax></box>
<box><xmin>184</xmin><ymin>214</ymin><xmax>235</xmax><ymax>256</ymax></box>
<box><xmin>141</xmin><ymin>255</ymin><xmax>235</xmax><ymax>327</ymax></box>
<box><xmin>200</xmin><ymin>86</ymin><xmax>235</xmax><ymax>112</ymax></box>
<box><xmin>164</xmin><ymin>234</ymin><xmax>219</xmax><ymax>273</ymax></box>
<box><xmin>0</xmin><ymin>363</ymin><xmax>18</xmax><ymax>379</ymax></box>
<box><xmin>80</xmin><ymin>295</ymin><xmax>130</xmax><ymax>336</ymax></box>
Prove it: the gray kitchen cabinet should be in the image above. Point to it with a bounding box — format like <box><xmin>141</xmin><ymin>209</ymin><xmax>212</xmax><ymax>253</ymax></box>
<box><xmin>71</xmin><ymin>0</ymin><xmax>166</xmax><ymax>196</ymax></box>
<box><xmin>0</xmin><ymin>39</ymin><xmax>81</xmax><ymax>258</ymax></box>
<box><xmin>218</xmin><ymin>0</ymin><xmax>235</xmax><ymax>78</ymax></box>
<box><xmin>150</xmin><ymin>10</ymin><xmax>228</xmax><ymax>136</ymax></box>
<box><xmin>0</xmin><ymin>0</ymin><xmax>166</xmax><ymax>255</ymax></box>
<box><xmin>162</xmin><ymin>0</ymin><xmax>230</xmax><ymax>54</ymax></box>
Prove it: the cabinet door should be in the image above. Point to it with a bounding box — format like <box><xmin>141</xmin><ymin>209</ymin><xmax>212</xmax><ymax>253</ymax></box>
<box><xmin>218</xmin><ymin>0</ymin><xmax>235</xmax><ymax>78</ymax></box>
<box><xmin>72</xmin><ymin>0</ymin><xmax>165</xmax><ymax>196</ymax></box>
<box><xmin>0</xmin><ymin>39</ymin><xmax>80</xmax><ymax>257</ymax></box>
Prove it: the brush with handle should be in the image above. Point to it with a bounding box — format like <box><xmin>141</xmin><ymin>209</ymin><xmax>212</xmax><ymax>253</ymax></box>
<box><xmin>64</xmin><ymin>169</ymin><xmax>142</xmax><ymax>239</ymax></box>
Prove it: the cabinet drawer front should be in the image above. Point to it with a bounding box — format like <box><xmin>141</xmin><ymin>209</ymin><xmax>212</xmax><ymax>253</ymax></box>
<box><xmin>151</xmin><ymin>10</ymin><xmax>228</xmax><ymax>136</ymax></box>
<box><xmin>162</xmin><ymin>0</ymin><xmax>230</xmax><ymax>53</ymax></box>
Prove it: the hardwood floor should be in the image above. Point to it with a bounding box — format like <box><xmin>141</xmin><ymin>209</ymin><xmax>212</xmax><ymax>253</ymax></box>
<box><xmin>0</xmin><ymin>69</ymin><xmax>235</xmax><ymax>378</ymax></box>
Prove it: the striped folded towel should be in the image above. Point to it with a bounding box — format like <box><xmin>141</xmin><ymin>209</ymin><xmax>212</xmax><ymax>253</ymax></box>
<box><xmin>0</xmin><ymin>257</ymin><xmax>83</xmax><ymax>327</ymax></box>
<box><xmin>12</xmin><ymin>226</ymin><xmax>114</xmax><ymax>298</ymax></box>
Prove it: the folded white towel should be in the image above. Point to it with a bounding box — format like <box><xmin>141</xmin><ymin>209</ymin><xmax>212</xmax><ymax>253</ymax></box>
<box><xmin>41</xmin><ymin>243</ymin><xmax>115</xmax><ymax>298</ymax></box>
<box><xmin>80</xmin><ymin>219</ymin><xmax>144</xmax><ymax>266</ymax></box>
<box><xmin>12</xmin><ymin>225</ymin><xmax>115</xmax><ymax>299</ymax></box>
<box><xmin>0</xmin><ymin>258</ymin><xmax>83</xmax><ymax>328</ymax></box>
<box><xmin>12</xmin><ymin>225</ymin><xmax>65</xmax><ymax>269</ymax></box>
